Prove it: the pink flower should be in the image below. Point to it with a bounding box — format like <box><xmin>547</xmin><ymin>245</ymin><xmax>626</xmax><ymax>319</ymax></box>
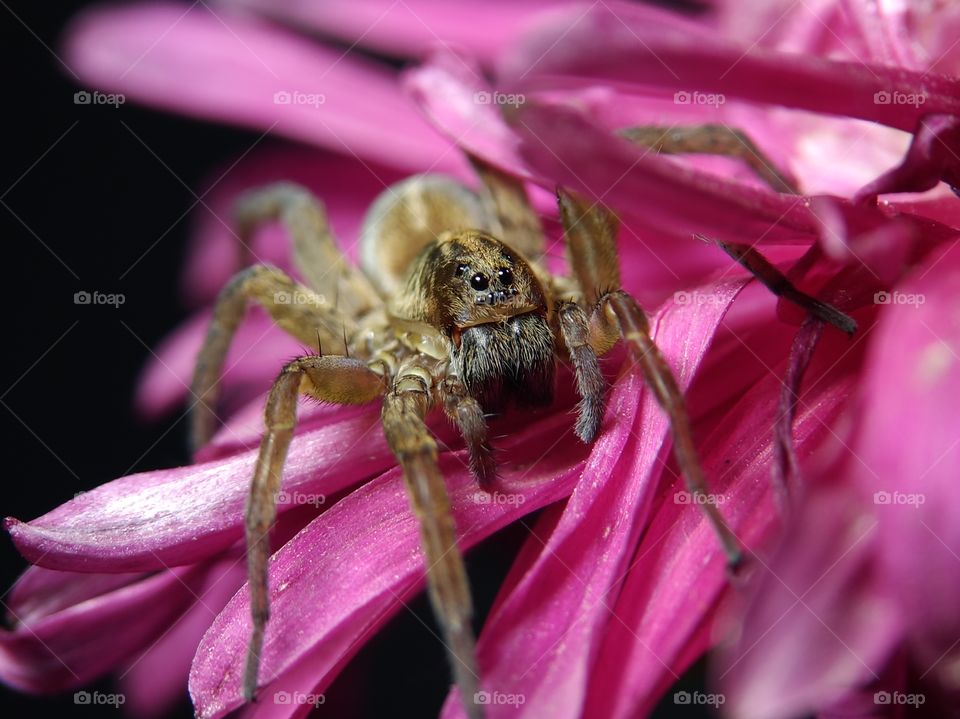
<box><xmin>4</xmin><ymin>2</ymin><xmax>960</xmax><ymax>718</ymax></box>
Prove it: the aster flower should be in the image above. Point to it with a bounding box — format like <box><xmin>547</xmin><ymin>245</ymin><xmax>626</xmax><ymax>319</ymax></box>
<box><xmin>4</xmin><ymin>2</ymin><xmax>960</xmax><ymax>719</ymax></box>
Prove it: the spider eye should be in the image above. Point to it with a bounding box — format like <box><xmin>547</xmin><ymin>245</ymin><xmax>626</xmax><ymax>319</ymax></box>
<box><xmin>470</xmin><ymin>273</ymin><xmax>489</xmax><ymax>291</ymax></box>
<box><xmin>497</xmin><ymin>268</ymin><xmax>514</xmax><ymax>286</ymax></box>
<box><xmin>455</xmin><ymin>263</ymin><xmax>469</xmax><ymax>277</ymax></box>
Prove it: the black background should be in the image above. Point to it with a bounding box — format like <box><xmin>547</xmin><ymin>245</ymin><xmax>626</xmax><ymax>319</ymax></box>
<box><xmin>0</xmin><ymin>2</ymin><xmax>714</xmax><ymax>717</ymax></box>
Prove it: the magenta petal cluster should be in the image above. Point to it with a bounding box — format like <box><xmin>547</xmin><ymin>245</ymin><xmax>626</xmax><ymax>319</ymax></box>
<box><xmin>5</xmin><ymin>2</ymin><xmax>960</xmax><ymax>718</ymax></box>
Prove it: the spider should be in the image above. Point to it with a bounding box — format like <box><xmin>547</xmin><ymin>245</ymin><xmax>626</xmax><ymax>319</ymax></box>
<box><xmin>189</xmin><ymin>126</ymin><xmax>854</xmax><ymax>719</ymax></box>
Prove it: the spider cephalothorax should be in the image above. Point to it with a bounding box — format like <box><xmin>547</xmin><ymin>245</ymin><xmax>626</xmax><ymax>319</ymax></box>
<box><xmin>189</xmin><ymin>135</ymin><xmax>854</xmax><ymax>719</ymax></box>
<box><xmin>394</xmin><ymin>229</ymin><xmax>555</xmax><ymax>413</ymax></box>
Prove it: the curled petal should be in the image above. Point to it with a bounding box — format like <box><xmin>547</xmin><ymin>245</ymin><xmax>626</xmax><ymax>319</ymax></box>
<box><xmin>854</xmin><ymin>114</ymin><xmax>960</xmax><ymax>203</ymax></box>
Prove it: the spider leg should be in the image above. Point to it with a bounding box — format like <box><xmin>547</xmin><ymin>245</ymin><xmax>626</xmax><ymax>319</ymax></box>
<box><xmin>618</xmin><ymin>128</ymin><xmax>858</xmax><ymax>334</ymax></box>
<box><xmin>557</xmin><ymin>301</ymin><xmax>606</xmax><ymax>443</ymax></box>
<box><xmin>244</xmin><ymin>354</ymin><xmax>387</xmax><ymax>701</ymax></box>
<box><xmin>190</xmin><ymin>264</ymin><xmax>351</xmax><ymax>451</ymax></box>
<box><xmin>601</xmin><ymin>290</ymin><xmax>741</xmax><ymax>565</ymax></box>
<box><xmin>707</xmin><ymin>238</ymin><xmax>857</xmax><ymax>335</ymax></box>
<box><xmin>381</xmin><ymin>362</ymin><xmax>482</xmax><ymax>719</ymax></box>
<box><xmin>441</xmin><ymin>373</ymin><xmax>496</xmax><ymax>489</ymax></box>
<box><xmin>234</xmin><ymin>182</ymin><xmax>382</xmax><ymax>316</ymax></box>
<box><xmin>467</xmin><ymin>153</ymin><xmax>546</xmax><ymax>264</ymax></box>
<box><xmin>619</xmin><ymin>123</ymin><xmax>799</xmax><ymax>194</ymax></box>
<box><xmin>558</xmin><ymin>189</ymin><xmax>741</xmax><ymax>566</ymax></box>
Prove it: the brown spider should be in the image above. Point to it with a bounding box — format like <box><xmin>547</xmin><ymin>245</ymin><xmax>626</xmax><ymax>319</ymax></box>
<box><xmin>189</xmin><ymin>130</ymin><xmax>853</xmax><ymax>719</ymax></box>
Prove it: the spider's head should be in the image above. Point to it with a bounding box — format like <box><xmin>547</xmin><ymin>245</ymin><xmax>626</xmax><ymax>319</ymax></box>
<box><xmin>395</xmin><ymin>229</ymin><xmax>549</xmax><ymax>336</ymax></box>
<box><xmin>394</xmin><ymin>229</ymin><xmax>556</xmax><ymax>410</ymax></box>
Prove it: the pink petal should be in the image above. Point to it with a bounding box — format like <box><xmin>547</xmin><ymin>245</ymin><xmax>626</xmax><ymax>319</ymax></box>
<box><xmin>854</xmin><ymin>114</ymin><xmax>960</xmax><ymax>202</ymax></box>
<box><xmin>849</xmin><ymin>240</ymin><xmax>960</xmax><ymax>658</ymax></box>
<box><xmin>6</xmin><ymin>566</ymin><xmax>147</xmax><ymax>626</ymax></box>
<box><xmin>63</xmin><ymin>3</ymin><xmax>460</xmax><ymax>173</ymax></box>
<box><xmin>189</xmin><ymin>412</ymin><xmax>590</xmax><ymax>719</ymax></box>
<box><xmin>714</xmin><ymin>243</ymin><xmax>960</xmax><ymax>716</ymax></box>
<box><xmin>590</xmin><ymin>360</ymin><xmax>857</xmax><ymax>718</ymax></box>
<box><xmin>119</xmin><ymin>558</ymin><xmax>248</xmax><ymax>718</ymax></box>
<box><xmin>501</xmin><ymin>3</ymin><xmax>960</xmax><ymax>133</ymax></box>
<box><xmin>513</xmin><ymin>103</ymin><xmax>821</xmax><ymax>245</ymax></box>
<box><xmin>716</xmin><ymin>477</ymin><xmax>900</xmax><ymax>719</ymax></box>
<box><xmin>404</xmin><ymin>49</ymin><xmax>525</xmax><ymax>179</ymax></box>
<box><xmin>439</xmin><ymin>280</ymin><xmax>743</xmax><ymax>718</ymax></box>
<box><xmin>717</xmin><ymin>1</ymin><xmax>960</xmax><ymax>76</ymax></box>
<box><xmin>5</xmin><ymin>409</ymin><xmax>396</xmax><ymax>571</ymax></box>
<box><xmin>0</xmin><ymin>565</ymin><xmax>203</xmax><ymax>692</ymax></box>
<box><xmin>715</xmin><ymin>0</ymin><xmax>921</xmax><ymax>70</ymax></box>
<box><xmin>221</xmin><ymin>0</ymin><xmax>573</xmax><ymax>65</ymax></box>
